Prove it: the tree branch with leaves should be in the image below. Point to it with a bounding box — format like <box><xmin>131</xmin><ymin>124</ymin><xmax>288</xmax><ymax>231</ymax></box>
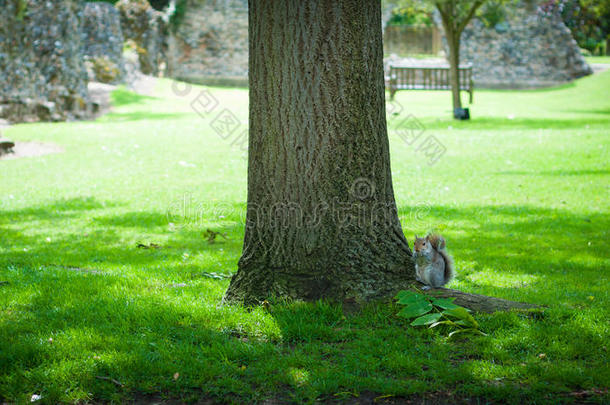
<box><xmin>435</xmin><ymin>0</ymin><xmax>486</xmax><ymax>117</ymax></box>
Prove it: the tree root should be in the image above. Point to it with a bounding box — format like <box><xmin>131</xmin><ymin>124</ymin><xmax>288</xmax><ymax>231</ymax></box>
<box><xmin>422</xmin><ymin>287</ymin><xmax>541</xmax><ymax>313</ymax></box>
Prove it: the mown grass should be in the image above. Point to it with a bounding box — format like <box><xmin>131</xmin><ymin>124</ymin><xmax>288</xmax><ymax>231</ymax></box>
<box><xmin>585</xmin><ymin>55</ymin><xmax>610</xmax><ymax>65</ymax></box>
<box><xmin>1</xmin><ymin>70</ymin><xmax>609</xmax><ymax>404</ymax></box>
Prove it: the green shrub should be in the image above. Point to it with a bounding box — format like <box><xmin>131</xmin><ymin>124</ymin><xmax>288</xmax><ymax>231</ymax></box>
<box><xmin>479</xmin><ymin>1</ymin><xmax>507</xmax><ymax>28</ymax></box>
<box><xmin>15</xmin><ymin>0</ymin><xmax>28</xmax><ymax>20</ymax></box>
<box><xmin>169</xmin><ymin>0</ymin><xmax>187</xmax><ymax>32</ymax></box>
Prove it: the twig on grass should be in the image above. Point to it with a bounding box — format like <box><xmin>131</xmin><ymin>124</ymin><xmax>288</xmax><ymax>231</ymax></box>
<box><xmin>96</xmin><ymin>376</ymin><xmax>124</xmax><ymax>387</ymax></box>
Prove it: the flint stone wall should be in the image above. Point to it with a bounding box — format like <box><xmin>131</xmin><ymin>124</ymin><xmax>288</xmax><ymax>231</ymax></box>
<box><xmin>117</xmin><ymin>0</ymin><xmax>167</xmax><ymax>76</ymax></box>
<box><xmin>0</xmin><ymin>0</ymin><xmax>91</xmax><ymax>122</ymax></box>
<box><xmin>81</xmin><ymin>2</ymin><xmax>126</xmax><ymax>84</ymax></box>
<box><xmin>167</xmin><ymin>0</ymin><xmax>248</xmax><ymax>86</ymax></box>
<box><xmin>457</xmin><ymin>3</ymin><xmax>592</xmax><ymax>88</ymax></box>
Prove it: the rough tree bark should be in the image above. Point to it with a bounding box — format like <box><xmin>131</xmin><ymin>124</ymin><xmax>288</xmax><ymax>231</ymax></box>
<box><xmin>444</xmin><ymin>24</ymin><xmax>462</xmax><ymax>113</ymax></box>
<box><xmin>224</xmin><ymin>0</ymin><xmax>414</xmax><ymax>304</ymax></box>
<box><xmin>426</xmin><ymin>288</ymin><xmax>540</xmax><ymax>313</ymax></box>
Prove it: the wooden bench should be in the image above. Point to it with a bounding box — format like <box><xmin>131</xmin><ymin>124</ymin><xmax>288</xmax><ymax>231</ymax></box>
<box><xmin>388</xmin><ymin>65</ymin><xmax>474</xmax><ymax>103</ymax></box>
<box><xmin>0</xmin><ymin>139</ymin><xmax>15</xmax><ymax>156</ymax></box>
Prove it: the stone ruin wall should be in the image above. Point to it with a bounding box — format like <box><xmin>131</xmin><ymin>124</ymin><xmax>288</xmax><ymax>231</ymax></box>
<box><xmin>0</xmin><ymin>0</ymin><xmax>91</xmax><ymax>122</ymax></box>
<box><xmin>0</xmin><ymin>0</ymin><xmax>595</xmax><ymax>125</ymax></box>
<box><xmin>457</xmin><ymin>2</ymin><xmax>592</xmax><ymax>88</ymax></box>
<box><xmin>81</xmin><ymin>2</ymin><xmax>126</xmax><ymax>84</ymax></box>
<box><xmin>116</xmin><ymin>0</ymin><xmax>167</xmax><ymax>76</ymax></box>
<box><xmin>168</xmin><ymin>0</ymin><xmax>591</xmax><ymax>89</ymax></box>
<box><xmin>167</xmin><ymin>0</ymin><xmax>248</xmax><ymax>86</ymax></box>
<box><xmin>0</xmin><ymin>0</ymin><xmax>169</xmax><ymax>123</ymax></box>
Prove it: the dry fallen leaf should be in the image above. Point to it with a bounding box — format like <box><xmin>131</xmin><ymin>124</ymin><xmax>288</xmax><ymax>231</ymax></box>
<box><xmin>173</xmin><ymin>372</ymin><xmax>180</xmax><ymax>380</ymax></box>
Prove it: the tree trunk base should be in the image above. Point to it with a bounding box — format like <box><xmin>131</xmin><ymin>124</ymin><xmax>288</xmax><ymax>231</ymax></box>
<box><xmin>224</xmin><ymin>260</ymin><xmax>415</xmax><ymax>306</ymax></box>
<box><xmin>225</xmin><ymin>272</ymin><xmax>541</xmax><ymax>314</ymax></box>
<box><xmin>422</xmin><ymin>286</ymin><xmax>541</xmax><ymax>313</ymax></box>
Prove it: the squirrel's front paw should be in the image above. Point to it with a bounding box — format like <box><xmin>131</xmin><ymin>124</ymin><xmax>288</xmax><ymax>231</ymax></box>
<box><xmin>421</xmin><ymin>285</ymin><xmax>431</xmax><ymax>291</ymax></box>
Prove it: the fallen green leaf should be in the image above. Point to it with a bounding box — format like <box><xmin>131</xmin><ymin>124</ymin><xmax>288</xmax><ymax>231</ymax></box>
<box><xmin>411</xmin><ymin>312</ymin><xmax>442</xmax><ymax>326</ymax></box>
<box><xmin>397</xmin><ymin>301</ymin><xmax>432</xmax><ymax>318</ymax></box>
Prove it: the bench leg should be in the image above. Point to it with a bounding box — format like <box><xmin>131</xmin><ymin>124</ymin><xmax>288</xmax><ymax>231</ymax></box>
<box><xmin>469</xmin><ymin>89</ymin><xmax>473</xmax><ymax>104</ymax></box>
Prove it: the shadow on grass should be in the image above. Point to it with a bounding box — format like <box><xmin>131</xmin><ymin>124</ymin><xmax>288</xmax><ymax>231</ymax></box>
<box><xmin>93</xmin><ymin>212</ymin><xmax>172</xmax><ymax>228</ymax></box>
<box><xmin>399</xmin><ymin>203</ymin><xmax>608</xmax><ymax>303</ymax></box>
<box><xmin>100</xmin><ymin>112</ymin><xmax>191</xmax><ymax>122</ymax></box>
<box><xmin>110</xmin><ymin>88</ymin><xmax>157</xmax><ymax>107</ymax></box>
<box><xmin>0</xmin><ymin>269</ymin><xmax>263</xmax><ymax>402</ymax></box>
<box><xmin>0</xmin><ymin>197</ymin><xmax>125</xmax><ymax>225</ymax></box>
<box><xmin>494</xmin><ymin>169</ymin><xmax>610</xmax><ymax>176</ymax></box>
<box><xmin>561</xmin><ymin>107</ymin><xmax>610</xmax><ymax>116</ymax></box>
<box><xmin>403</xmin><ymin>116</ymin><xmax>610</xmax><ymax>130</ymax></box>
<box><xmin>0</xmin><ymin>197</ymin><xmax>245</xmax><ymax>279</ymax></box>
<box><xmin>2</xmin><ymin>197</ymin><xmax>607</xmax><ymax>301</ymax></box>
<box><xmin>1</xmin><ymin>198</ymin><xmax>608</xmax><ymax>402</ymax></box>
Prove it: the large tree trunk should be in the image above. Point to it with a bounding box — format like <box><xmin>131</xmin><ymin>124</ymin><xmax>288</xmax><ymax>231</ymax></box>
<box><xmin>443</xmin><ymin>26</ymin><xmax>463</xmax><ymax>116</ymax></box>
<box><xmin>224</xmin><ymin>0</ymin><xmax>414</xmax><ymax>304</ymax></box>
<box><xmin>447</xmin><ymin>37</ymin><xmax>462</xmax><ymax>114</ymax></box>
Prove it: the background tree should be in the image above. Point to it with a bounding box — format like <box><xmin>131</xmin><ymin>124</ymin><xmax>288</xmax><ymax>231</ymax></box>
<box><xmin>541</xmin><ymin>0</ymin><xmax>610</xmax><ymax>56</ymax></box>
<box><xmin>385</xmin><ymin>0</ymin><xmax>435</xmax><ymax>26</ymax></box>
<box><xmin>385</xmin><ymin>0</ymin><xmax>491</xmax><ymax>118</ymax></box>
<box><xmin>434</xmin><ymin>0</ymin><xmax>487</xmax><ymax>117</ymax></box>
<box><xmin>224</xmin><ymin>0</ymin><xmax>414</xmax><ymax>304</ymax></box>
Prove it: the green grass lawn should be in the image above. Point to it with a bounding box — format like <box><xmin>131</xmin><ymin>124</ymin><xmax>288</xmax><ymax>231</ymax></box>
<box><xmin>1</xmin><ymin>70</ymin><xmax>609</xmax><ymax>404</ymax></box>
<box><xmin>585</xmin><ymin>55</ymin><xmax>610</xmax><ymax>65</ymax></box>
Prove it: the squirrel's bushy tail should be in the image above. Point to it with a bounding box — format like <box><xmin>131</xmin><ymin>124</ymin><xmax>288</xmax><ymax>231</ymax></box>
<box><xmin>438</xmin><ymin>248</ymin><xmax>454</xmax><ymax>284</ymax></box>
<box><xmin>427</xmin><ymin>233</ymin><xmax>455</xmax><ymax>285</ymax></box>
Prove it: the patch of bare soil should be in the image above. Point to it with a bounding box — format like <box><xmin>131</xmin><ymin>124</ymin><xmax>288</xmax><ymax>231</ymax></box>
<box><xmin>0</xmin><ymin>141</ymin><xmax>64</xmax><ymax>161</ymax></box>
<box><xmin>129</xmin><ymin>74</ymin><xmax>158</xmax><ymax>96</ymax></box>
<box><xmin>591</xmin><ymin>63</ymin><xmax>610</xmax><ymax>74</ymax></box>
<box><xmin>88</xmin><ymin>81</ymin><xmax>116</xmax><ymax>118</ymax></box>
<box><xmin>0</xmin><ymin>76</ymin><xmax>158</xmax><ymax>162</ymax></box>
<box><xmin>87</xmin><ymin>75</ymin><xmax>157</xmax><ymax>117</ymax></box>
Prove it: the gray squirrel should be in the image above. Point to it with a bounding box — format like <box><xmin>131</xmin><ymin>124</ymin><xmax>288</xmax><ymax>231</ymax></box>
<box><xmin>413</xmin><ymin>233</ymin><xmax>455</xmax><ymax>289</ymax></box>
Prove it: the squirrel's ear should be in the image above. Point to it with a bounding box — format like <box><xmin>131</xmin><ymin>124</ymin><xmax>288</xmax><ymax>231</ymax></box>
<box><xmin>414</xmin><ymin>234</ymin><xmax>418</xmax><ymax>239</ymax></box>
